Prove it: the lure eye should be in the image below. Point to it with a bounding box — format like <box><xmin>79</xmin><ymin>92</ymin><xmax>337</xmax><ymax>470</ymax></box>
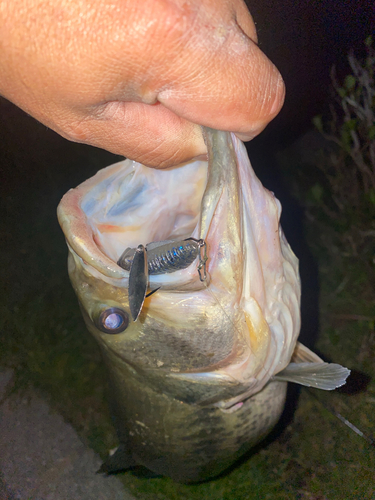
<box><xmin>96</xmin><ymin>307</ymin><xmax>129</xmax><ymax>334</ymax></box>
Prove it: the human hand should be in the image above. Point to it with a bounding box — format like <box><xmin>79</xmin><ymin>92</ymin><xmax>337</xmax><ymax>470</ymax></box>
<box><xmin>0</xmin><ymin>0</ymin><xmax>285</xmax><ymax>167</ymax></box>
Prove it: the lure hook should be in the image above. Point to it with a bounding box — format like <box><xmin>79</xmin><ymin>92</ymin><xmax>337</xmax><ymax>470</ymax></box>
<box><xmin>196</xmin><ymin>239</ymin><xmax>208</xmax><ymax>282</ymax></box>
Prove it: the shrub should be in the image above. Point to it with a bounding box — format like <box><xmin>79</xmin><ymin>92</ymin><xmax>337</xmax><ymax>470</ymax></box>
<box><xmin>306</xmin><ymin>36</ymin><xmax>375</xmax><ymax>270</ymax></box>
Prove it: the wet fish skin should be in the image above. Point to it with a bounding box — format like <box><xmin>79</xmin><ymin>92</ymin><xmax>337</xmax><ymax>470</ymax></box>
<box><xmin>58</xmin><ymin>129</ymin><xmax>347</xmax><ymax>482</ymax></box>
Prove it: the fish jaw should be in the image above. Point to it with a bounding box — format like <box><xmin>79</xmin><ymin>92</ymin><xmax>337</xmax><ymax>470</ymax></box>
<box><xmin>58</xmin><ymin>128</ymin><xmax>301</xmax><ymax>405</ymax></box>
<box><xmin>57</xmin><ymin>164</ymin><xmax>128</xmax><ymax>279</ymax></box>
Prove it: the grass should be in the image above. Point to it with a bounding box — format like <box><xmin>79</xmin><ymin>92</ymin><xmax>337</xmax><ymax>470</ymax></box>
<box><xmin>1</xmin><ymin>98</ymin><xmax>374</xmax><ymax>499</ymax></box>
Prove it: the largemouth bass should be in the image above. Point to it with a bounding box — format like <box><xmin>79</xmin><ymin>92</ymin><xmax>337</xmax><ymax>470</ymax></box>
<box><xmin>57</xmin><ymin>128</ymin><xmax>349</xmax><ymax>482</ymax></box>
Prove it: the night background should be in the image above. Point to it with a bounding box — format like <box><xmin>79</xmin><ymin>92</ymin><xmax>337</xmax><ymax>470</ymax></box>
<box><xmin>1</xmin><ymin>0</ymin><xmax>374</xmax><ymax>498</ymax></box>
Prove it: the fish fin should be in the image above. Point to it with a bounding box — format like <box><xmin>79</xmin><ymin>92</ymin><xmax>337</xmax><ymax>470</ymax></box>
<box><xmin>97</xmin><ymin>444</ymin><xmax>137</xmax><ymax>474</ymax></box>
<box><xmin>274</xmin><ymin>362</ymin><xmax>350</xmax><ymax>390</ymax></box>
<box><xmin>291</xmin><ymin>341</ymin><xmax>323</xmax><ymax>363</ymax></box>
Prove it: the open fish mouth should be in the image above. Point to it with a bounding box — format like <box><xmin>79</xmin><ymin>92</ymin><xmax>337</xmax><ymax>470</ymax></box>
<box><xmin>58</xmin><ymin>145</ymin><xmax>209</xmax><ymax>284</ymax></box>
<box><xmin>58</xmin><ymin>128</ymin><xmax>349</xmax><ymax>408</ymax></box>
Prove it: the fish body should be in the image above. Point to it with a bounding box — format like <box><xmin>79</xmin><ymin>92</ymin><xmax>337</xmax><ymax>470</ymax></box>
<box><xmin>58</xmin><ymin>129</ymin><xmax>348</xmax><ymax>482</ymax></box>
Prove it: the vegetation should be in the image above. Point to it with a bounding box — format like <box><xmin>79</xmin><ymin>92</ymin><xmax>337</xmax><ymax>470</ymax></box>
<box><xmin>278</xmin><ymin>38</ymin><xmax>375</xmax><ymax>498</ymax></box>
<box><xmin>302</xmin><ymin>36</ymin><xmax>375</xmax><ymax>276</ymax></box>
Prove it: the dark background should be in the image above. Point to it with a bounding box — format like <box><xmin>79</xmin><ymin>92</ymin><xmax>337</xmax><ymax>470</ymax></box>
<box><xmin>248</xmin><ymin>0</ymin><xmax>374</xmax><ymax>148</ymax></box>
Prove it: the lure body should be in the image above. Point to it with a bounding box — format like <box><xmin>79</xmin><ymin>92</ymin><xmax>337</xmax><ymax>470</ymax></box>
<box><xmin>118</xmin><ymin>238</ymin><xmax>201</xmax><ymax>275</ymax></box>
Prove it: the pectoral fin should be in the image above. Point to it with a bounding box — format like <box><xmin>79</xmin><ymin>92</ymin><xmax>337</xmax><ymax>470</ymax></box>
<box><xmin>274</xmin><ymin>362</ymin><xmax>350</xmax><ymax>390</ymax></box>
<box><xmin>274</xmin><ymin>342</ymin><xmax>350</xmax><ymax>390</ymax></box>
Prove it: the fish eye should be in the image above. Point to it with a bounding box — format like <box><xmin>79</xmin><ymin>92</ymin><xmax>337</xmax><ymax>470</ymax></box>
<box><xmin>96</xmin><ymin>307</ymin><xmax>129</xmax><ymax>334</ymax></box>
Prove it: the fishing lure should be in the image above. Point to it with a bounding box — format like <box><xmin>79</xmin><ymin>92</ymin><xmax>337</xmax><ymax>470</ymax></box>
<box><xmin>118</xmin><ymin>238</ymin><xmax>208</xmax><ymax>321</ymax></box>
<box><xmin>117</xmin><ymin>238</ymin><xmax>206</xmax><ymax>276</ymax></box>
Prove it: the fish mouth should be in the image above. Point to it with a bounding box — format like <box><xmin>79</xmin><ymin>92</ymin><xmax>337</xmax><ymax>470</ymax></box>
<box><xmin>57</xmin><ymin>128</ymin><xmax>237</xmax><ymax>290</ymax></box>
<box><xmin>58</xmin><ymin>152</ymin><xmax>209</xmax><ymax>285</ymax></box>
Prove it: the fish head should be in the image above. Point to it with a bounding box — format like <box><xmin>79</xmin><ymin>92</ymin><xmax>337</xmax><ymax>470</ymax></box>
<box><xmin>57</xmin><ymin>128</ymin><xmax>301</xmax><ymax>407</ymax></box>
